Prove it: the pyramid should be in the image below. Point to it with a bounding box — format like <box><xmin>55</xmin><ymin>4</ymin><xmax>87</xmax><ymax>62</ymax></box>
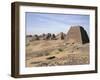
<box><xmin>56</xmin><ymin>32</ymin><xmax>66</xmax><ymax>40</ymax></box>
<box><xmin>66</xmin><ymin>26</ymin><xmax>89</xmax><ymax>44</ymax></box>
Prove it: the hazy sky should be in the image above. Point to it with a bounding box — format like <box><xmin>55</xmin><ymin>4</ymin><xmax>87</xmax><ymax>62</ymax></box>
<box><xmin>25</xmin><ymin>12</ymin><xmax>90</xmax><ymax>36</ymax></box>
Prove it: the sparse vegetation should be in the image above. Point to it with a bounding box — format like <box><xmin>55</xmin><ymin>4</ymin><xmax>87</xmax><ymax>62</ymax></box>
<box><xmin>26</xmin><ymin>43</ymin><xmax>30</xmax><ymax>46</ymax></box>
<box><xmin>58</xmin><ymin>48</ymin><xmax>63</xmax><ymax>52</ymax></box>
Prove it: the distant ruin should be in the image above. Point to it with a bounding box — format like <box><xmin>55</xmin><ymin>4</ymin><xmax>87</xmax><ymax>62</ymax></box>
<box><xmin>26</xmin><ymin>26</ymin><xmax>89</xmax><ymax>44</ymax></box>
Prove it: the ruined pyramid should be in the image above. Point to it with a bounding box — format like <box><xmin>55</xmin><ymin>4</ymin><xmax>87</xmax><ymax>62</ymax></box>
<box><xmin>66</xmin><ymin>26</ymin><xmax>89</xmax><ymax>44</ymax></box>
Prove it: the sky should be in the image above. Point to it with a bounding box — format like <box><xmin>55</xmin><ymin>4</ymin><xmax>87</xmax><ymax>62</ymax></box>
<box><xmin>25</xmin><ymin>12</ymin><xmax>90</xmax><ymax>36</ymax></box>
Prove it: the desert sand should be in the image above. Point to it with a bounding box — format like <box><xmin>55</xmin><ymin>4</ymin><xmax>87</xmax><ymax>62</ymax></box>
<box><xmin>26</xmin><ymin>26</ymin><xmax>89</xmax><ymax>67</ymax></box>
<box><xmin>26</xmin><ymin>40</ymin><xmax>89</xmax><ymax>67</ymax></box>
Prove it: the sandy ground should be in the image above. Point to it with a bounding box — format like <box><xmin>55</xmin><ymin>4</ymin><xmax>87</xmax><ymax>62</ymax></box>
<box><xmin>26</xmin><ymin>40</ymin><xmax>89</xmax><ymax>67</ymax></box>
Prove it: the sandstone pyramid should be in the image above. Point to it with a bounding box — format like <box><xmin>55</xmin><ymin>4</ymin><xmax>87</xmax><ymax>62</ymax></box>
<box><xmin>66</xmin><ymin>26</ymin><xmax>89</xmax><ymax>44</ymax></box>
<box><xmin>56</xmin><ymin>32</ymin><xmax>66</xmax><ymax>40</ymax></box>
